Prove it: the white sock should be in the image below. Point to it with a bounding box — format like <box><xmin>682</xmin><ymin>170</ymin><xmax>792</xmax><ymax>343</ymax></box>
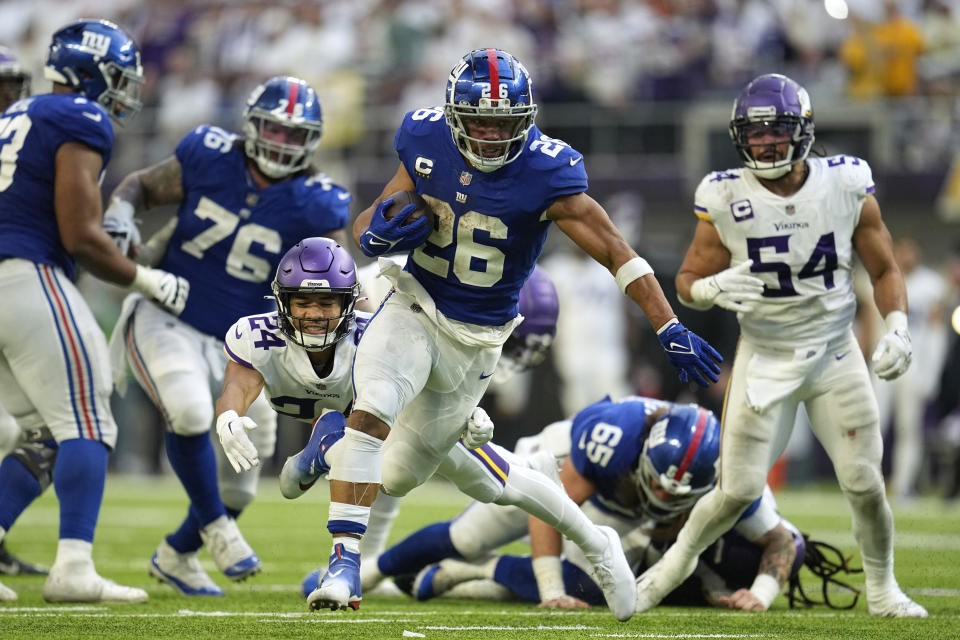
<box><xmin>332</xmin><ymin>535</ymin><xmax>361</xmax><ymax>555</ymax></box>
<box><xmin>359</xmin><ymin>492</ymin><xmax>402</xmax><ymax>557</ymax></box>
<box><xmin>54</xmin><ymin>538</ymin><xmax>94</xmax><ymax>567</ymax></box>
<box><xmin>845</xmin><ymin>486</ymin><xmax>896</xmax><ymax>597</ymax></box>
<box><xmin>497</xmin><ymin>464</ymin><xmax>605</xmax><ymax>555</ymax></box>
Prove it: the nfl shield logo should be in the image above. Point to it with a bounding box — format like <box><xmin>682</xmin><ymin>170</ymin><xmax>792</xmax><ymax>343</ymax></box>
<box><xmin>785</xmin><ymin>204</ymin><xmax>795</xmax><ymax>215</ymax></box>
<box><xmin>459</xmin><ymin>171</ymin><xmax>472</xmax><ymax>186</ymax></box>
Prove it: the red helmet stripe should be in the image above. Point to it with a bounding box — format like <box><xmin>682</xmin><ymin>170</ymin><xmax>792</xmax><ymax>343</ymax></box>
<box><xmin>673</xmin><ymin>408</ymin><xmax>709</xmax><ymax>482</ymax></box>
<box><xmin>485</xmin><ymin>48</ymin><xmax>499</xmax><ymax>104</ymax></box>
<box><xmin>286</xmin><ymin>80</ymin><xmax>299</xmax><ymax>115</ymax></box>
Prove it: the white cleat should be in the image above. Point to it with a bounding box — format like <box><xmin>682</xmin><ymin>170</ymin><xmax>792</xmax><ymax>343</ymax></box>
<box><xmin>635</xmin><ymin>548</ymin><xmax>698</xmax><ymax>614</ymax></box>
<box><xmin>43</xmin><ymin>562</ymin><xmax>148</xmax><ymax>603</ymax></box>
<box><xmin>149</xmin><ymin>540</ymin><xmax>224</xmax><ymax>596</ymax></box>
<box><xmin>200</xmin><ymin>515</ymin><xmax>261</xmax><ymax>582</ymax></box>
<box><xmin>585</xmin><ymin>526</ymin><xmax>636</xmax><ymax>621</ymax></box>
<box><xmin>0</xmin><ymin>580</ymin><xmax>16</xmax><ymax>602</ymax></box>
<box><xmin>868</xmin><ymin>588</ymin><xmax>929</xmax><ymax>618</ymax></box>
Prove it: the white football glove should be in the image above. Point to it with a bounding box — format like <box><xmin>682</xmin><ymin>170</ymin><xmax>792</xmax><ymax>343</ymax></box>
<box><xmin>132</xmin><ymin>265</ymin><xmax>189</xmax><ymax>315</ymax></box>
<box><xmin>216</xmin><ymin>410</ymin><xmax>260</xmax><ymax>473</ymax></box>
<box><xmin>103</xmin><ymin>198</ymin><xmax>140</xmax><ymax>257</ymax></box>
<box><xmin>461</xmin><ymin>406</ymin><xmax>494</xmax><ymax>449</ymax></box>
<box><xmin>686</xmin><ymin>260</ymin><xmax>765</xmax><ymax>313</ymax></box>
<box><xmin>871</xmin><ymin>311</ymin><xmax>912</xmax><ymax>380</ymax></box>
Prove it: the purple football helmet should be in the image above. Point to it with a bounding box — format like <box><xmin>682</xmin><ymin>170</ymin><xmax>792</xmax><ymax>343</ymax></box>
<box><xmin>244</xmin><ymin>76</ymin><xmax>324</xmax><ymax>179</ymax></box>
<box><xmin>43</xmin><ymin>19</ymin><xmax>144</xmax><ymax>126</ymax></box>
<box><xmin>272</xmin><ymin>238</ymin><xmax>359</xmax><ymax>351</ymax></box>
<box><xmin>729</xmin><ymin>73</ymin><xmax>814</xmax><ymax>179</ymax></box>
<box><xmin>444</xmin><ymin>48</ymin><xmax>537</xmax><ymax>172</ymax></box>
<box><xmin>636</xmin><ymin>404</ymin><xmax>720</xmax><ymax>516</ymax></box>
<box><xmin>0</xmin><ymin>46</ymin><xmax>30</xmax><ymax>110</ymax></box>
<box><xmin>499</xmin><ymin>266</ymin><xmax>559</xmax><ymax>377</ymax></box>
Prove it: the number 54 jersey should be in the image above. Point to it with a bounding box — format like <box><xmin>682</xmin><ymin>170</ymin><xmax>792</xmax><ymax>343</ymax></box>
<box><xmin>156</xmin><ymin>125</ymin><xmax>350</xmax><ymax>339</ymax></box>
<box><xmin>224</xmin><ymin>311</ymin><xmax>371</xmax><ymax>422</ymax></box>
<box><xmin>694</xmin><ymin>156</ymin><xmax>874</xmax><ymax>349</ymax></box>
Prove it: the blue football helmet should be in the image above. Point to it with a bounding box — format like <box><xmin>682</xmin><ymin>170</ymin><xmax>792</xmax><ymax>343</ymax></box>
<box><xmin>498</xmin><ymin>266</ymin><xmax>559</xmax><ymax>378</ymax></box>
<box><xmin>0</xmin><ymin>46</ymin><xmax>30</xmax><ymax>110</ymax></box>
<box><xmin>272</xmin><ymin>237</ymin><xmax>359</xmax><ymax>351</ymax></box>
<box><xmin>636</xmin><ymin>404</ymin><xmax>720</xmax><ymax>516</ymax></box>
<box><xmin>444</xmin><ymin>48</ymin><xmax>537</xmax><ymax>172</ymax></box>
<box><xmin>243</xmin><ymin>76</ymin><xmax>324</xmax><ymax>179</ymax></box>
<box><xmin>43</xmin><ymin>19</ymin><xmax>144</xmax><ymax>126</ymax></box>
<box><xmin>729</xmin><ymin>73</ymin><xmax>814</xmax><ymax>180</ymax></box>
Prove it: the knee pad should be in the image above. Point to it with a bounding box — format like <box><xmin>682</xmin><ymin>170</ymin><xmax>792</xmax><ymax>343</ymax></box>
<box><xmin>165</xmin><ymin>395</ymin><xmax>214</xmax><ymax>437</ymax></box>
<box><xmin>836</xmin><ymin>461</ymin><xmax>884</xmax><ymax>496</ymax></box>
<box><xmin>9</xmin><ymin>441</ymin><xmax>59</xmax><ymax>491</ymax></box>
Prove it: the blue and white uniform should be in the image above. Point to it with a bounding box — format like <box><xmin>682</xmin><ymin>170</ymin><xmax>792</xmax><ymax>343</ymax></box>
<box><xmin>0</xmin><ymin>94</ymin><xmax>118</xmax><ymax>446</ymax></box>
<box><xmin>112</xmin><ymin>124</ymin><xmax>349</xmax><ymax>501</ymax></box>
<box><xmin>353</xmin><ymin>109</ymin><xmax>587</xmax><ymax>498</ymax></box>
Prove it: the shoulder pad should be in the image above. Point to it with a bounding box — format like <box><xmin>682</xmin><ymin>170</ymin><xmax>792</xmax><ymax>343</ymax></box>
<box><xmin>820</xmin><ymin>155</ymin><xmax>874</xmax><ymax>197</ymax></box>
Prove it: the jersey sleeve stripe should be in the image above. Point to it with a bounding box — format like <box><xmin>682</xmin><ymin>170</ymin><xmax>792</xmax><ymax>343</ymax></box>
<box><xmin>865</xmin><ymin>185</ymin><xmax>875</xmax><ymax>195</ymax></box>
<box><xmin>695</xmin><ymin>208</ymin><xmax>711</xmax><ymax>221</ymax></box>
<box><xmin>223</xmin><ymin>343</ymin><xmax>254</xmax><ymax>369</ymax></box>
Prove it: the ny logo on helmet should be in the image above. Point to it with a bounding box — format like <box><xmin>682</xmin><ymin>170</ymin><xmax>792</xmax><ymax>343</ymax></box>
<box><xmin>80</xmin><ymin>31</ymin><xmax>111</xmax><ymax>58</ymax></box>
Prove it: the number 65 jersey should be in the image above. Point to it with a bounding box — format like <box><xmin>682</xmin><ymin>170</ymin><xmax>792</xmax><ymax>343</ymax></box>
<box><xmin>223</xmin><ymin>311</ymin><xmax>371</xmax><ymax>422</ymax></box>
<box><xmin>694</xmin><ymin>155</ymin><xmax>874</xmax><ymax>349</ymax></box>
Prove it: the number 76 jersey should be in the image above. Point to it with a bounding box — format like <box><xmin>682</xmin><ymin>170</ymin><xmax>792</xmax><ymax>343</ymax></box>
<box><xmin>694</xmin><ymin>155</ymin><xmax>874</xmax><ymax>348</ymax></box>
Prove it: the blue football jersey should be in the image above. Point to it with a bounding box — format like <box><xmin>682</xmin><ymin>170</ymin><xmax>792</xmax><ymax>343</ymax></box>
<box><xmin>394</xmin><ymin>107</ymin><xmax>587</xmax><ymax>325</ymax></box>
<box><xmin>0</xmin><ymin>94</ymin><xmax>114</xmax><ymax>280</ymax></box>
<box><xmin>569</xmin><ymin>396</ymin><xmax>671</xmax><ymax>519</ymax></box>
<box><xmin>156</xmin><ymin>125</ymin><xmax>351</xmax><ymax>339</ymax></box>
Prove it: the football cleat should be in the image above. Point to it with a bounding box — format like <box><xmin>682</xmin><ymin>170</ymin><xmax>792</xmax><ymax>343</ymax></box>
<box><xmin>585</xmin><ymin>526</ymin><xmax>637</xmax><ymax>621</ymax></box>
<box><xmin>301</xmin><ymin>567</ymin><xmax>324</xmax><ymax>599</ymax></box>
<box><xmin>307</xmin><ymin>543</ymin><xmax>362</xmax><ymax>611</ymax></box>
<box><xmin>0</xmin><ymin>540</ymin><xmax>48</xmax><ymax>575</ymax></box>
<box><xmin>868</xmin><ymin>587</ymin><xmax>929</xmax><ymax>618</ymax></box>
<box><xmin>43</xmin><ymin>561</ymin><xmax>148</xmax><ymax>603</ymax></box>
<box><xmin>279</xmin><ymin>412</ymin><xmax>346</xmax><ymax>499</ymax></box>
<box><xmin>0</xmin><ymin>579</ymin><xmax>16</xmax><ymax>602</ymax></box>
<box><xmin>149</xmin><ymin>540</ymin><xmax>224</xmax><ymax>596</ymax></box>
<box><xmin>199</xmin><ymin>515</ymin><xmax>261</xmax><ymax>581</ymax></box>
<box><xmin>412</xmin><ymin>562</ymin><xmax>455</xmax><ymax>601</ymax></box>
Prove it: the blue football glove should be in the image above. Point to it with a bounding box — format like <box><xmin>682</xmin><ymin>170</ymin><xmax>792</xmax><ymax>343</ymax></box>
<box><xmin>358</xmin><ymin>197</ymin><xmax>432</xmax><ymax>257</ymax></box>
<box><xmin>657</xmin><ymin>319</ymin><xmax>723</xmax><ymax>387</ymax></box>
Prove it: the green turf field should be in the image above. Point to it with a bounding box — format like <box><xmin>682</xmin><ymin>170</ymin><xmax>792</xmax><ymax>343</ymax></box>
<box><xmin>1</xmin><ymin>474</ymin><xmax>957</xmax><ymax>639</ymax></box>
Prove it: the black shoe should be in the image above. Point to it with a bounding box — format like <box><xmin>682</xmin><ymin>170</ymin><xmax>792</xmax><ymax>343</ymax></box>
<box><xmin>393</xmin><ymin>573</ymin><xmax>416</xmax><ymax>597</ymax></box>
<box><xmin>0</xmin><ymin>540</ymin><xmax>48</xmax><ymax>576</ymax></box>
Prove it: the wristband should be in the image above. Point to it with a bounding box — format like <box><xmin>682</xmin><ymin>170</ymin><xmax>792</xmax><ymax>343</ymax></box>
<box><xmin>532</xmin><ymin>555</ymin><xmax>565</xmax><ymax>602</ymax></box>
<box><xmin>615</xmin><ymin>257</ymin><xmax>654</xmax><ymax>294</ymax></box>
<box><xmin>883</xmin><ymin>310</ymin><xmax>908</xmax><ymax>333</ymax></box>
<box><xmin>656</xmin><ymin>317</ymin><xmax>679</xmax><ymax>335</ymax></box>
<box><xmin>748</xmin><ymin>573</ymin><xmax>780</xmax><ymax>610</ymax></box>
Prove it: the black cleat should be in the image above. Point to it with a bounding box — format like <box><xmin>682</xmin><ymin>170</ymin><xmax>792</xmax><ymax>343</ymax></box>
<box><xmin>0</xmin><ymin>540</ymin><xmax>48</xmax><ymax>576</ymax></box>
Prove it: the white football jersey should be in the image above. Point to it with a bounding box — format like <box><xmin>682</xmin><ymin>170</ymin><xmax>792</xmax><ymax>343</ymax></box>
<box><xmin>224</xmin><ymin>310</ymin><xmax>371</xmax><ymax>422</ymax></box>
<box><xmin>694</xmin><ymin>155</ymin><xmax>874</xmax><ymax>348</ymax></box>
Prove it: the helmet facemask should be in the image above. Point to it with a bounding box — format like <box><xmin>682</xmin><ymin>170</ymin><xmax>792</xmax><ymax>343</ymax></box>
<box><xmin>97</xmin><ymin>60</ymin><xmax>144</xmax><ymax>125</ymax></box>
<box><xmin>445</xmin><ymin>102</ymin><xmax>537</xmax><ymax>172</ymax></box>
<box><xmin>244</xmin><ymin>110</ymin><xmax>323</xmax><ymax>179</ymax></box>
<box><xmin>273</xmin><ymin>284</ymin><xmax>358</xmax><ymax>352</ymax></box>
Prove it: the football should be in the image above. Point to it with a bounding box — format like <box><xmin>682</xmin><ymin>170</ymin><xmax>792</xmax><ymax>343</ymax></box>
<box><xmin>381</xmin><ymin>190</ymin><xmax>435</xmax><ymax>228</ymax></box>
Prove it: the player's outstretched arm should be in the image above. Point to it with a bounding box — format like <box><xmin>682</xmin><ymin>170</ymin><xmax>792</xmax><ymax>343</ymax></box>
<box><xmin>716</xmin><ymin>521</ymin><xmax>796</xmax><ymax>612</ymax></box>
<box><xmin>549</xmin><ymin>193</ymin><xmax>721</xmax><ymax>386</ymax></box>
<box><xmin>214</xmin><ymin>360</ymin><xmax>267</xmax><ymax>473</ymax></box>
<box><xmin>103</xmin><ymin>155</ymin><xmax>184</xmax><ymax>257</ymax></box>
<box><xmin>528</xmin><ymin>458</ymin><xmax>594</xmax><ymax>608</ymax></box>
<box><xmin>853</xmin><ymin>195</ymin><xmax>912</xmax><ymax>380</ymax></box>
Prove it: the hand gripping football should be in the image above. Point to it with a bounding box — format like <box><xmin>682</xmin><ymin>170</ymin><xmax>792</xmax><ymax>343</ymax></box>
<box><xmin>382</xmin><ymin>190</ymin><xmax>435</xmax><ymax>228</ymax></box>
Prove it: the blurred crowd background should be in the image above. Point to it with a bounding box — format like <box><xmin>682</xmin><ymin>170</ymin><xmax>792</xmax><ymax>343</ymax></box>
<box><xmin>2</xmin><ymin>0</ymin><xmax>959</xmax><ymax>500</ymax></box>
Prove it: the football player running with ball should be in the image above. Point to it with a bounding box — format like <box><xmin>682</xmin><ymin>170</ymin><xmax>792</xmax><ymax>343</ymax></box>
<box><xmin>0</xmin><ymin>20</ymin><xmax>177</xmax><ymax>604</ymax></box>
<box><xmin>106</xmin><ymin>76</ymin><xmax>350</xmax><ymax>596</ymax></box>
<box><xmin>307</xmin><ymin>48</ymin><xmax>722</xmax><ymax>621</ymax></box>
<box><xmin>634</xmin><ymin>73</ymin><xmax>927</xmax><ymax>618</ymax></box>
